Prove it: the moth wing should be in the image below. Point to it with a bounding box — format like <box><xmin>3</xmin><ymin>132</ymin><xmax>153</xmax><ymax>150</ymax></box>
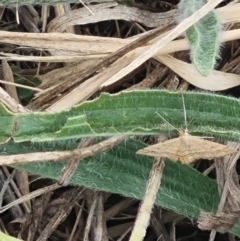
<box><xmin>137</xmin><ymin>135</ymin><xmax>236</xmax><ymax>165</ymax></box>
<box><xmin>137</xmin><ymin>137</ymin><xmax>183</xmax><ymax>162</ymax></box>
<box><xmin>181</xmin><ymin>136</ymin><xmax>236</xmax><ymax>163</ymax></box>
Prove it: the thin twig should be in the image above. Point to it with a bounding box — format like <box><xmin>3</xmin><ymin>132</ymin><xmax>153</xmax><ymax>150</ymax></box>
<box><xmin>129</xmin><ymin>158</ymin><xmax>165</xmax><ymax>241</ymax></box>
<box><xmin>0</xmin><ymin>183</ymin><xmax>61</xmax><ymax>213</ymax></box>
<box><xmin>0</xmin><ymin>79</ymin><xmax>42</xmax><ymax>92</ymax></box>
<box><xmin>0</xmin><ymin>136</ymin><xmax>126</xmax><ymax>165</ymax></box>
<box><xmin>36</xmin><ymin>188</ymin><xmax>84</xmax><ymax>241</ymax></box>
<box><xmin>0</xmin><ymin>170</ymin><xmax>16</xmax><ymax>208</ymax></box>
<box><xmin>58</xmin><ymin>137</ymin><xmax>94</xmax><ymax>186</ymax></box>
<box><xmin>79</xmin><ymin>0</ymin><xmax>94</xmax><ymax>15</ymax></box>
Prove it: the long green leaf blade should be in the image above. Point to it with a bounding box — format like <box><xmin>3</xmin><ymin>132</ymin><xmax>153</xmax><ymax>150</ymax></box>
<box><xmin>0</xmin><ymin>90</ymin><xmax>239</xmax><ymax>143</ymax></box>
<box><xmin>3</xmin><ymin>139</ymin><xmax>239</xmax><ymax>237</ymax></box>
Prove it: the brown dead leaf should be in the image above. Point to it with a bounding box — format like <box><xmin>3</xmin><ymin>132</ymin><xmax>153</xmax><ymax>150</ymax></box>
<box><xmin>157</xmin><ymin>54</ymin><xmax>240</xmax><ymax>91</ymax></box>
<box><xmin>0</xmin><ymin>4</ymin><xmax>239</xmax><ymax>55</ymax></box>
<box><xmin>47</xmin><ymin>2</ymin><xmax>177</xmax><ymax>33</ymax></box>
<box><xmin>198</xmin><ymin>211</ymin><xmax>239</xmax><ymax>233</ymax></box>
<box><xmin>2</xmin><ymin>60</ymin><xmax>19</xmax><ymax>102</ymax></box>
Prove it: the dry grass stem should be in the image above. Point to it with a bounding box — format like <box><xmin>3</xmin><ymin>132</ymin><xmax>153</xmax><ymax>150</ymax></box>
<box><xmin>0</xmin><ymin>79</ymin><xmax>42</xmax><ymax>92</ymax></box>
<box><xmin>129</xmin><ymin>159</ymin><xmax>165</xmax><ymax>241</ymax></box>
<box><xmin>0</xmin><ymin>136</ymin><xmax>126</xmax><ymax>165</ymax></box>
<box><xmin>58</xmin><ymin>137</ymin><xmax>94</xmax><ymax>186</ymax></box>
<box><xmin>0</xmin><ymin>183</ymin><xmax>61</xmax><ymax>213</ymax></box>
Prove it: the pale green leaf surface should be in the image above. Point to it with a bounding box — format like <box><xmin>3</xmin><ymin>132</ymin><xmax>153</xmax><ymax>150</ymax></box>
<box><xmin>178</xmin><ymin>0</ymin><xmax>221</xmax><ymax>76</ymax></box>
<box><xmin>3</xmin><ymin>139</ymin><xmax>239</xmax><ymax>237</ymax></box>
<box><xmin>0</xmin><ymin>90</ymin><xmax>239</xmax><ymax>143</ymax></box>
<box><xmin>0</xmin><ymin>231</ymin><xmax>23</xmax><ymax>241</ymax></box>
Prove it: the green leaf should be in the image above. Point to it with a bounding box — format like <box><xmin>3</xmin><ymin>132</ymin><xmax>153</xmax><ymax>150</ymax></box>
<box><xmin>0</xmin><ymin>231</ymin><xmax>23</xmax><ymax>241</ymax></box>
<box><xmin>2</xmin><ymin>90</ymin><xmax>240</xmax><ymax>236</ymax></box>
<box><xmin>3</xmin><ymin>139</ymin><xmax>239</xmax><ymax>237</ymax></box>
<box><xmin>1</xmin><ymin>90</ymin><xmax>240</xmax><ymax>144</ymax></box>
<box><xmin>0</xmin><ymin>65</ymin><xmax>41</xmax><ymax>105</ymax></box>
<box><xmin>178</xmin><ymin>0</ymin><xmax>222</xmax><ymax>76</ymax></box>
<box><xmin>15</xmin><ymin>75</ymin><xmax>41</xmax><ymax>105</ymax></box>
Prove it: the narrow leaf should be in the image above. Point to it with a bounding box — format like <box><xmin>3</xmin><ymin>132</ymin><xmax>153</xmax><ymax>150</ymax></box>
<box><xmin>3</xmin><ymin>139</ymin><xmax>240</xmax><ymax>237</ymax></box>
<box><xmin>1</xmin><ymin>90</ymin><xmax>240</xmax><ymax>143</ymax></box>
<box><xmin>178</xmin><ymin>0</ymin><xmax>222</xmax><ymax>76</ymax></box>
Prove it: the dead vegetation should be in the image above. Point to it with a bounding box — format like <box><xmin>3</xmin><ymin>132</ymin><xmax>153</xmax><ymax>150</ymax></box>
<box><xmin>0</xmin><ymin>0</ymin><xmax>240</xmax><ymax>240</ymax></box>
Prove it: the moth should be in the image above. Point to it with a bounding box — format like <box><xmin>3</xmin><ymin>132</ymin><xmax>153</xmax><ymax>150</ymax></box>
<box><xmin>137</xmin><ymin>94</ymin><xmax>236</xmax><ymax>164</ymax></box>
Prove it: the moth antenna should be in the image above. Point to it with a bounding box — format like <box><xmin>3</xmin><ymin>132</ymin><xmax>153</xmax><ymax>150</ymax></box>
<box><xmin>155</xmin><ymin>112</ymin><xmax>180</xmax><ymax>132</ymax></box>
<box><xmin>182</xmin><ymin>94</ymin><xmax>196</xmax><ymax>130</ymax></box>
<box><xmin>181</xmin><ymin>93</ymin><xmax>188</xmax><ymax>131</ymax></box>
<box><xmin>187</xmin><ymin>115</ymin><xmax>195</xmax><ymax>128</ymax></box>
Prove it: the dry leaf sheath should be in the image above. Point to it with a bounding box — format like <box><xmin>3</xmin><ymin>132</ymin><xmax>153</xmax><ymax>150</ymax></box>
<box><xmin>137</xmin><ymin>130</ymin><xmax>236</xmax><ymax>164</ymax></box>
